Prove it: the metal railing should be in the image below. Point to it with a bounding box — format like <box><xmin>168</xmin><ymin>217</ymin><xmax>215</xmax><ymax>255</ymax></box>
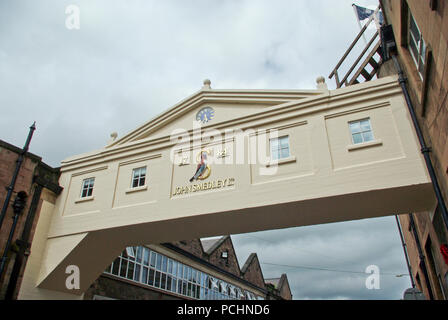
<box><xmin>329</xmin><ymin>5</ymin><xmax>383</xmax><ymax>88</ymax></box>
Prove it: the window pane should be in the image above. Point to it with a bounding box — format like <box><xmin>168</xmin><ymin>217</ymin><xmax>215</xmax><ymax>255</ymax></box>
<box><xmin>120</xmin><ymin>259</ymin><xmax>128</xmax><ymax>278</ymax></box>
<box><xmin>281</xmin><ymin>147</ymin><xmax>290</xmax><ymax>159</ymax></box>
<box><xmin>172</xmin><ymin>261</ymin><xmax>177</xmax><ymax>276</ymax></box>
<box><xmin>161</xmin><ymin>273</ymin><xmax>167</xmax><ymax>290</ymax></box>
<box><xmin>134</xmin><ymin>264</ymin><xmax>141</xmax><ymax>281</ymax></box>
<box><xmin>280</xmin><ymin>137</ymin><xmax>289</xmax><ymax>148</ymax></box>
<box><xmin>156</xmin><ymin>253</ymin><xmax>162</xmax><ymax>270</ymax></box>
<box><xmin>410</xmin><ymin>16</ymin><xmax>420</xmax><ymax>43</ymax></box>
<box><xmin>127</xmin><ymin>262</ymin><xmax>134</xmax><ymax>280</ymax></box>
<box><xmin>154</xmin><ymin>271</ymin><xmax>161</xmax><ymax>287</ymax></box>
<box><xmin>362</xmin><ymin>131</ymin><xmax>374</xmax><ymax>142</ymax></box>
<box><xmin>162</xmin><ymin>256</ymin><xmax>167</xmax><ymax>272</ymax></box>
<box><xmin>136</xmin><ymin>247</ymin><xmax>142</xmax><ymax>263</ymax></box>
<box><xmin>168</xmin><ymin>259</ymin><xmax>173</xmax><ymax>274</ymax></box>
<box><xmin>177</xmin><ymin>279</ymin><xmax>182</xmax><ymax>294</ymax></box>
<box><xmin>360</xmin><ymin>119</ymin><xmax>371</xmax><ymax>131</ymax></box>
<box><xmin>187</xmin><ymin>282</ymin><xmax>192</xmax><ymax>296</ymax></box>
<box><xmin>409</xmin><ymin>38</ymin><xmax>419</xmax><ymax>63</ymax></box>
<box><xmin>352</xmin><ymin>133</ymin><xmax>363</xmax><ymax>144</ymax></box>
<box><xmin>349</xmin><ymin>122</ymin><xmax>361</xmax><ymax>133</ymax></box>
<box><xmin>187</xmin><ymin>267</ymin><xmax>192</xmax><ymax>281</ymax></box>
<box><xmin>148</xmin><ymin>269</ymin><xmax>155</xmax><ymax>286</ymax></box>
<box><xmin>112</xmin><ymin>258</ymin><xmax>120</xmax><ymax>275</ymax></box>
<box><xmin>150</xmin><ymin>251</ymin><xmax>156</xmax><ymax>267</ymax></box>
<box><xmin>167</xmin><ymin>276</ymin><xmax>172</xmax><ymax>292</ymax></box>
<box><xmin>143</xmin><ymin>248</ymin><xmax>149</xmax><ymax>265</ymax></box>
<box><xmin>142</xmin><ymin>267</ymin><xmax>148</xmax><ymax>283</ymax></box>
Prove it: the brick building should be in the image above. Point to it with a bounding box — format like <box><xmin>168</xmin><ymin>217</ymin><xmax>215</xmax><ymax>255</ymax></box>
<box><xmin>329</xmin><ymin>0</ymin><xmax>448</xmax><ymax>300</ymax></box>
<box><xmin>84</xmin><ymin>235</ymin><xmax>292</xmax><ymax>300</ymax></box>
<box><xmin>378</xmin><ymin>0</ymin><xmax>448</xmax><ymax>300</ymax></box>
<box><xmin>0</xmin><ymin>139</ymin><xmax>62</xmax><ymax>299</ymax></box>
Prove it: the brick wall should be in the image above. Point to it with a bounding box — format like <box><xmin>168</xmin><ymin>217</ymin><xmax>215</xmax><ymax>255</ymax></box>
<box><xmin>0</xmin><ymin>143</ymin><xmax>39</xmax><ymax>298</ymax></box>
<box><xmin>84</xmin><ymin>274</ymin><xmax>183</xmax><ymax>300</ymax></box>
<box><xmin>381</xmin><ymin>0</ymin><xmax>448</xmax><ymax>299</ymax></box>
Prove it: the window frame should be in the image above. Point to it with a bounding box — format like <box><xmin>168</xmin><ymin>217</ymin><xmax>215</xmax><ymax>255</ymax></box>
<box><xmin>80</xmin><ymin>177</ymin><xmax>95</xmax><ymax>198</ymax></box>
<box><xmin>131</xmin><ymin>166</ymin><xmax>147</xmax><ymax>189</ymax></box>
<box><xmin>408</xmin><ymin>12</ymin><xmax>426</xmax><ymax>81</ymax></box>
<box><xmin>105</xmin><ymin>246</ymin><xmax>263</xmax><ymax>300</ymax></box>
<box><xmin>348</xmin><ymin>118</ymin><xmax>375</xmax><ymax>145</ymax></box>
<box><xmin>270</xmin><ymin>135</ymin><xmax>291</xmax><ymax>161</ymax></box>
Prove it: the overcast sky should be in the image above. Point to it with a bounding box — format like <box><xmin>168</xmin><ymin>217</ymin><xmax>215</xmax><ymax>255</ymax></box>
<box><xmin>0</xmin><ymin>0</ymin><xmax>412</xmax><ymax>299</ymax></box>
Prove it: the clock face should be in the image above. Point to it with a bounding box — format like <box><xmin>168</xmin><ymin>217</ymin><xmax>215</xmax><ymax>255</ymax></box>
<box><xmin>196</xmin><ymin>107</ymin><xmax>215</xmax><ymax>124</ymax></box>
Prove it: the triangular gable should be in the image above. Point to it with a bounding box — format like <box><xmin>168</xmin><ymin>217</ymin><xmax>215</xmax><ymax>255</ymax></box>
<box><xmin>277</xmin><ymin>274</ymin><xmax>292</xmax><ymax>300</ymax></box>
<box><xmin>202</xmin><ymin>235</ymin><xmax>242</xmax><ymax>277</ymax></box>
<box><xmin>241</xmin><ymin>253</ymin><xmax>265</xmax><ymax>289</ymax></box>
<box><xmin>108</xmin><ymin>86</ymin><xmax>324</xmax><ymax>147</ymax></box>
<box><xmin>170</xmin><ymin>239</ymin><xmax>206</xmax><ymax>260</ymax></box>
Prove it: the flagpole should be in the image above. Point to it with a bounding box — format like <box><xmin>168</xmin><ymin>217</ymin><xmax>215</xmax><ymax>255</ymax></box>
<box><xmin>352</xmin><ymin>4</ymin><xmax>368</xmax><ymax>45</ymax></box>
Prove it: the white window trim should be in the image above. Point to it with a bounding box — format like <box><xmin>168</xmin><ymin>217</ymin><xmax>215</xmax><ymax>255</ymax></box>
<box><xmin>75</xmin><ymin>195</ymin><xmax>94</xmax><ymax>203</ymax></box>
<box><xmin>265</xmin><ymin>155</ymin><xmax>297</xmax><ymax>167</ymax></box>
<box><xmin>348</xmin><ymin>118</ymin><xmax>375</xmax><ymax>145</ymax></box>
<box><xmin>408</xmin><ymin>12</ymin><xmax>426</xmax><ymax>80</ymax></box>
<box><xmin>131</xmin><ymin>166</ymin><xmax>147</xmax><ymax>189</ymax></box>
<box><xmin>347</xmin><ymin>139</ymin><xmax>383</xmax><ymax>151</ymax></box>
<box><xmin>125</xmin><ymin>185</ymin><xmax>149</xmax><ymax>194</ymax></box>
<box><xmin>269</xmin><ymin>135</ymin><xmax>291</xmax><ymax>161</ymax></box>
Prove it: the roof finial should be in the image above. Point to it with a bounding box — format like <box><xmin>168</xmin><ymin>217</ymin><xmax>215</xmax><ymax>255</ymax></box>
<box><xmin>202</xmin><ymin>79</ymin><xmax>211</xmax><ymax>90</ymax></box>
<box><xmin>316</xmin><ymin>76</ymin><xmax>328</xmax><ymax>90</ymax></box>
<box><xmin>107</xmin><ymin>132</ymin><xmax>118</xmax><ymax>145</ymax></box>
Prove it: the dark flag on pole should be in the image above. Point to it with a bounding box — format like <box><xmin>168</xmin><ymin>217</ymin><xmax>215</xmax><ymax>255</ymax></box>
<box><xmin>353</xmin><ymin>4</ymin><xmax>384</xmax><ymax>26</ymax></box>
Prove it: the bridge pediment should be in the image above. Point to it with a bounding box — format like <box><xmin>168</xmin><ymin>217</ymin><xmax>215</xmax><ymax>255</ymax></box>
<box><xmin>106</xmin><ymin>87</ymin><xmax>325</xmax><ymax>147</ymax></box>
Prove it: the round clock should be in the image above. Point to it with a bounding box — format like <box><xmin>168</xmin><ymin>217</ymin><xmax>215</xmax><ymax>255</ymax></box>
<box><xmin>196</xmin><ymin>107</ymin><xmax>215</xmax><ymax>124</ymax></box>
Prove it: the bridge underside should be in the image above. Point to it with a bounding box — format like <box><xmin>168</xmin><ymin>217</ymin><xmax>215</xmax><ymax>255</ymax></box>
<box><xmin>36</xmin><ymin>182</ymin><xmax>433</xmax><ymax>296</ymax></box>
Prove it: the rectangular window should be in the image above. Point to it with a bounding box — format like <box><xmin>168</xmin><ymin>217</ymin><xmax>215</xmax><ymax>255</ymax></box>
<box><xmin>349</xmin><ymin>119</ymin><xmax>374</xmax><ymax>144</ymax></box>
<box><xmin>154</xmin><ymin>271</ymin><xmax>161</xmax><ymax>287</ymax></box>
<box><xmin>150</xmin><ymin>251</ymin><xmax>156</xmax><ymax>268</ymax></box>
<box><xmin>270</xmin><ymin>136</ymin><xmax>290</xmax><ymax>161</ymax></box>
<box><xmin>80</xmin><ymin>177</ymin><xmax>95</xmax><ymax>198</ymax></box>
<box><xmin>156</xmin><ymin>253</ymin><xmax>162</xmax><ymax>270</ymax></box>
<box><xmin>131</xmin><ymin>167</ymin><xmax>146</xmax><ymax>188</ymax></box>
<box><xmin>120</xmin><ymin>259</ymin><xmax>128</xmax><ymax>278</ymax></box>
<box><xmin>142</xmin><ymin>267</ymin><xmax>148</xmax><ymax>283</ymax></box>
<box><xmin>143</xmin><ymin>248</ymin><xmax>150</xmax><ymax>266</ymax></box>
<box><xmin>408</xmin><ymin>12</ymin><xmax>426</xmax><ymax>79</ymax></box>
<box><xmin>148</xmin><ymin>269</ymin><xmax>155</xmax><ymax>286</ymax></box>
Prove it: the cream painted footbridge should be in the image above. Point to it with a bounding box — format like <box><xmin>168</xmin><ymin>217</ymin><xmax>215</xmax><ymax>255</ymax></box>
<box><xmin>19</xmin><ymin>76</ymin><xmax>434</xmax><ymax>299</ymax></box>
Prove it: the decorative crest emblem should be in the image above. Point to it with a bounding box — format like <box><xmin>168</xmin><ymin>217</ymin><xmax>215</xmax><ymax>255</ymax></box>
<box><xmin>189</xmin><ymin>150</ymin><xmax>211</xmax><ymax>182</ymax></box>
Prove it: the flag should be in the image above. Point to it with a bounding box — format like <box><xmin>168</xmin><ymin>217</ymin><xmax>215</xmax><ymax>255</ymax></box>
<box><xmin>353</xmin><ymin>4</ymin><xmax>384</xmax><ymax>26</ymax></box>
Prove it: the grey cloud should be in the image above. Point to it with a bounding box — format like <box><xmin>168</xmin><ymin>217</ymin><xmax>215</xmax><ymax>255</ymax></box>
<box><xmin>1</xmin><ymin>0</ymin><xmax>409</xmax><ymax>299</ymax></box>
